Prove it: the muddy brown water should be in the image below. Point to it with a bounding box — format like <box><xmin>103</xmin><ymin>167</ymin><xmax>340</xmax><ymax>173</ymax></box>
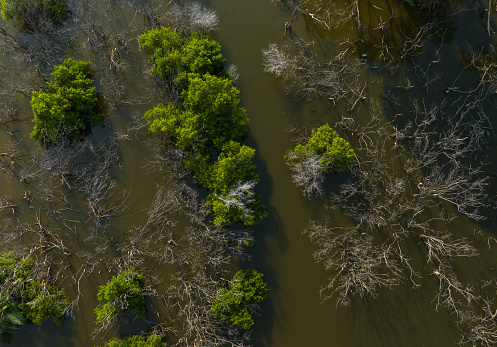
<box><xmin>1</xmin><ymin>0</ymin><xmax>497</xmax><ymax>346</ymax></box>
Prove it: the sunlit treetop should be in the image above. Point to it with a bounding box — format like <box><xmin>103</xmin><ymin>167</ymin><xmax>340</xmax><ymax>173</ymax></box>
<box><xmin>30</xmin><ymin>58</ymin><xmax>104</xmax><ymax>146</ymax></box>
<box><xmin>141</xmin><ymin>26</ymin><xmax>265</xmax><ymax>228</ymax></box>
<box><xmin>94</xmin><ymin>267</ymin><xmax>146</xmax><ymax>325</ymax></box>
<box><xmin>139</xmin><ymin>27</ymin><xmax>227</xmax><ymax>88</ymax></box>
<box><xmin>286</xmin><ymin>123</ymin><xmax>355</xmax><ymax>174</ymax></box>
<box><xmin>181</xmin><ymin>73</ymin><xmax>248</xmax><ymax>149</ymax></box>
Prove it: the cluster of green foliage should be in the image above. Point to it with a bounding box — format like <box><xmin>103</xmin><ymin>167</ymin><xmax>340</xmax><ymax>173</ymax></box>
<box><xmin>203</xmin><ymin>142</ymin><xmax>267</xmax><ymax>226</ymax></box>
<box><xmin>100</xmin><ymin>334</ymin><xmax>167</xmax><ymax>347</ymax></box>
<box><xmin>31</xmin><ymin>58</ymin><xmax>103</xmax><ymax>146</ymax></box>
<box><xmin>211</xmin><ymin>269</ymin><xmax>268</xmax><ymax>329</ymax></box>
<box><xmin>139</xmin><ymin>27</ymin><xmax>227</xmax><ymax>88</ymax></box>
<box><xmin>145</xmin><ymin>73</ymin><xmax>248</xmax><ymax>150</ymax></box>
<box><xmin>285</xmin><ymin>123</ymin><xmax>355</xmax><ymax>173</ymax></box>
<box><xmin>94</xmin><ymin>267</ymin><xmax>146</xmax><ymax>325</ymax></box>
<box><xmin>0</xmin><ymin>0</ymin><xmax>68</xmax><ymax>24</ymax></box>
<box><xmin>140</xmin><ymin>27</ymin><xmax>266</xmax><ymax>227</ymax></box>
<box><xmin>0</xmin><ymin>253</ymin><xmax>70</xmax><ymax>334</ymax></box>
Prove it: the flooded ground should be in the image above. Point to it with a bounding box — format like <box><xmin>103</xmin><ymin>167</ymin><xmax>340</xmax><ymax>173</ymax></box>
<box><xmin>1</xmin><ymin>0</ymin><xmax>497</xmax><ymax>346</ymax></box>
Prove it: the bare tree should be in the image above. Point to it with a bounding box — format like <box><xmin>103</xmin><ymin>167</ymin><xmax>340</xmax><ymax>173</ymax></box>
<box><xmin>286</xmin><ymin>152</ymin><xmax>327</xmax><ymax>198</ymax></box>
<box><xmin>162</xmin><ymin>1</ymin><xmax>219</xmax><ymax>35</ymax></box>
<box><xmin>263</xmin><ymin>37</ymin><xmax>366</xmax><ymax>108</ymax></box>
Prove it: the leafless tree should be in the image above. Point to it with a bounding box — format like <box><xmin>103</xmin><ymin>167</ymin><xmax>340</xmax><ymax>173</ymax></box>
<box><xmin>161</xmin><ymin>1</ymin><xmax>219</xmax><ymax>35</ymax></box>
<box><xmin>20</xmin><ymin>137</ymin><xmax>126</xmax><ymax>233</ymax></box>
<box><xmin>215</xmin><ymin>181</ymin><xmax>259</xmax><ymax>220</ymax></box>
<box><xmin>457</xmin><ymin>279</ymin><xmax>497</xmax><ymax>346</ymax></box>
<box><xmin>305</xmin><ymin>220</ymin><xmax>400</xmax><ymax>306</ymax></box>
<box><xmin>263</xmin><ymin>37</ymin><xmax>366</xmax><ymax>108</ymax></box>
<box><xmin>286</xmin><ymin>151</ymin><xmax>327</xmax><ymax>198</ymax></box>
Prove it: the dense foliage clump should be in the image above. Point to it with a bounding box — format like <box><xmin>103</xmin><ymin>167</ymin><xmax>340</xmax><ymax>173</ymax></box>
<box><xmin>139</xmin><ymin>27</ymin><xmax>227</xmax><ymax>87</ymax></box>
<box><xmin>145</xmin><ymin>73</ymin><xmax>248</xmax><ymax>150</ymax></box>
<box><xmin>286</xmin><ymin>124</ymin><xmax>355</xmax><ymax>173</ymax></box>
<box><xmin>285</xmin><ymin>124</ymin><xmax>355</xmax><ymax>197</ymax></box>
<box><xmin>0</xmin><ymin>0</ymin><xmax>68</xmax><ymax>26</ymax></box>
<box><xmin>94</xmin><ymin>267</ymin><xmax>146</xmax><ymax>325</ymax></box>
<box><xmin>100</xmin><ymin>334</ymin><xmax>167</xmax><ymax>347</ymax></box>
<box><xmin>140</xmin><ymin>27</ymin><xmax>266</xmax><ymax>227</ymax></box>
<box><xmin>31</xmin><ymin>58</ymin><xmax>103</xmax><ymax>146</ymax></box>
<box><xmin>0</xmin><ymin>253</ymin><xmax>70</xmax><ymax>334</ymax></box>
<box><xmin>211</xmin><ymin>269</ymin><xmax>268</xmax><ymax>329</ymax></box>
<box><xmin>203</xmin><ymin>142</ymin><xmax>267</xmax><ymax>226</ymax></box>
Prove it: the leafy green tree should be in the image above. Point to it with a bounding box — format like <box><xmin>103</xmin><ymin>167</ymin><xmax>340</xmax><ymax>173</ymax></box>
<box><xmin>31</xmin><ymin>58</ymin><xmax>103</xmax><ymax>146</ymax></box>
<box><xmin>0</xmin><ymin>253</ymin><xmax>70</xmax><ymax>333</ymax></box>
<box><xmin>138</xmin><ymin>27</ymin><xmax>184</xmax><ymax>79</ymax></box>
<box><xmin>207</xmin><ymin>186</ymin><xmax>267</xmax><ymax>227</ymax></box>
<box><xmin>181</xmin><ymin>36</ymin><xmax>226</xmax><ymax>76</ymax></box>
<box><xmin>19</xmin><ymin>280</ymin><xmax>69</xmax><ymax>325</ymax></box>
<box><xmin>99</xmin><ymin>334</ymin><xmax>167</xmax><ymax>347</ymax></box>
<box><xmin>0</xmin><ymin>0</ymin><xmax>68</xmax><ymax>24</ymax></box>
<box><xmin>211</xmin><ymin>269</ymin><xmax>268</xmax><ymax>329</ymax></box>
<box><xmin>94</xmin><ymin>267</ymin><xmax>146</xmax><ymax>325</ymax></box>
<box><xmin>145</xmin><ymin>103</ymin><xmax>199</xmax><ymax>148</ymax></box>
<box><xmin>205</xmin><ymin>141</ymin><xmax>258</xmax><ymax>191</ymax></box>
<box><xmin>285</xmin><ymin>123</ymin><xmax>355</xmax><ymax>174</ymax></box>
<box><xmin>139</xmin><ymin>27</ymin><xmax>226</xmax><ymax>88</ymax></box>
<box><xmin>146</xmin><ymin>74</ymin><xmax>248</xmax><ymax>150</ymax></box>
<box><xmin>285</xmin><ymin>124</ymin><xmax>354</xmax><ymax>197</ymax></box>
<box><xmin>175</xmin><ymin>35</ymin><xmax>226</xmax><ymax>88</ymax></box>
<box><xmin>204</xmin><ymin>141</ymin><xmax>267</xmax><ymax>226</ymax></box>
<box><xmin>182</xmin><ymin>73</ymin><xmax>248</xmax><ymax>149</ymax></box>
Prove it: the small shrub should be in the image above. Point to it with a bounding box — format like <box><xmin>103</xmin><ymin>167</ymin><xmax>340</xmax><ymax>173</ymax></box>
<box><xmin>211</xmin><ymin>269</ymin><xmax>268</xmax><ymax>329</ymax></box>
<box><xmin>94</xmin><ymin>267</ymin><xmax>146</xmax><ymax>325</ymax></box>
<box><xmin>286</xmin><ymin>124</ymin><xmax>355</xmax><ymax>173</ymax></box>
<box><xmin>285</xmin><ymin>124</ymin><xmax>355</xmax><ymax>197</ymax></box>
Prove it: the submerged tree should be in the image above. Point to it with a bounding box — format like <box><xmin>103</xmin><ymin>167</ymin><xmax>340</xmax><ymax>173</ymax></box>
<box><xmin>94</xmin><ymin>267</ymin><xmax>146</xmax><ymax>328</ymax></box>
<box><xmin>161</xmin><ymin>1</ymin><xmax>219</xmax><ymax>35</ymax></box>
<box><xmin>31</xmin><ymin>58</ymin><xmax>104</xmax><ymax>146</ymax></box>
<box><xmin>211</xmin><ymin>269</ymin><xmax>268</xmax><ymax>329</ymax></box>
<box><xmin>204</xmin><ymin>141</ymin><xmax>267</xmax><ymax>227</ymax></box>
<box><xmin>0</xmin><ymin>253</ymin><xmax>70</xmax><ymax>332</ymax></box>
<box><xmin>263</xmin><ymin>39</ymin><xmax>365</xmax><ymax>107</ymax></box>
<box><xmin>285</xmin><ymin>123</ymin><xmax>355</xmax><ymax>197</ymax></box>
